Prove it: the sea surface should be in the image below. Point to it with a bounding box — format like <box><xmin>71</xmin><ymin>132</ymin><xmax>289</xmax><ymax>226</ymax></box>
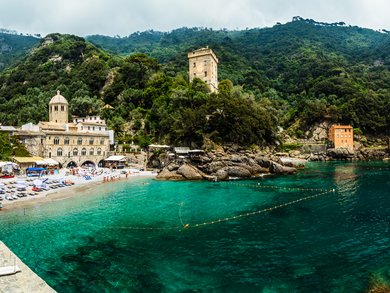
<box><xmin>0</xmin><ymin>161</ymin><xmax>389</xmax><ymax>292</ymax></box>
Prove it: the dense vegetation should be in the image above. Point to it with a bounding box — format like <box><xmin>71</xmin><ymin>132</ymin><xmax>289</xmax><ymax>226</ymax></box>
<box><xmin>0</xmin><ymin>18</ymin><xmax>390</xmax><ymax>151</ymax></box>
<box><xmin>0</xmin><ymin>30</ymin><xmax>40</xmax><ymax>71</ymax></box>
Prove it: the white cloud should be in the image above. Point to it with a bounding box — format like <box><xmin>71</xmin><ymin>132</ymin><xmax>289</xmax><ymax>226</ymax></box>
<box><xmin>0</xmin><ymin>0</ymin><xmax>389</xmax><ymax>36</ymax></box>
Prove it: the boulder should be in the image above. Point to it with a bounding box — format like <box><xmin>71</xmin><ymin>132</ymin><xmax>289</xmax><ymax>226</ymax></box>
<box><xmin>177</xmin><ymin>164</ymin><xmax>204</xmax><ymax>180</ymax></box>
<box><xmin>215</xmin><ymin>168</ymin><xmax>229</xmax><ymax>181</ymax></box>
<box><xmin>269</xmin><ymin>162</ymin><xmax>297</xmax><ymax>175</ymax></box>
<box><xmin>156</xmin><ymin>169</ymin><xmax>184</xmax><ymax>180</ymax></box>
<box><xmin>167</xmin><ymin>163</ymin><xmax>179</xmax><ymax>171</ymax></box>
<box><xmin>255</xmin><ymin>157</ymin><xmax>272</xmax><ymax>168</ymax></box>
<box><xmin>226</xmin><ymin>166</ymin><xmax>252</xmax><ymax>178</ymax></box>
<box><xmin>207</xmin><ymin>161</ymin><xmax>227</xmax><ymax>173</ymax></box>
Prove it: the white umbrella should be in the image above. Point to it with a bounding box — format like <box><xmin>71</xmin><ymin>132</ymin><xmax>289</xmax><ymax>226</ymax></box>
<box><xmin>0</xmin><ymin>183</ymin><xmax>5</xmax><ymax>187</ymax></box>
<box><xmin>33</xmin><ymin>179</ymin><xmax>43</xmax><ymax>186</ymax></box>
<box><xmin>16</xmin><ymin>180</ymin><xmax>26</xmax><ymax>185</ymax></box>
<box><xmin>16</xmin><ymin>184</ymin><xmax>26</xmax><ymax>189</ymax></box>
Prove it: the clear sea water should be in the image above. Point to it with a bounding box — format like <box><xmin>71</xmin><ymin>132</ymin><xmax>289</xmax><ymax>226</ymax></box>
<box><xmin>0</xmin><ymin>161</ymin><xmax>389</xmax><ymax>292</ymax></box>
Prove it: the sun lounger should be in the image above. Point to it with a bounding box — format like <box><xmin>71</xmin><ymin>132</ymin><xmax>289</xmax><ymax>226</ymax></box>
<box><xmin>0</xmin><ymin>265</ymin><xmax>21</xmax><ymax>276</ymax></box>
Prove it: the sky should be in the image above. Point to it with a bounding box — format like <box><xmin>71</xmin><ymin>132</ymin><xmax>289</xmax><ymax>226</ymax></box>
<box><xmin>0</xmin><ymin>0</ymin><xmax>390</xmax><ymax>36</ymax></box>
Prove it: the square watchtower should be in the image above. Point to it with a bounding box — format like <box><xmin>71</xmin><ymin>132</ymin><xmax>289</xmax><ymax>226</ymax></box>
<box><xmin>188</xmin><ymin>47</ymin><xmax>218</xmax><ymax>92</ymax></box>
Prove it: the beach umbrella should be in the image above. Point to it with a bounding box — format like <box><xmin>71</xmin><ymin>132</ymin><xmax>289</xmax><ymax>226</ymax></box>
<box><xmin>16</xmin><ymin>180</ymin><xmax>26</xmax><ymax>185</ymax></box>
<box><xmin>33</xmin><ymin>179</ymin><xmax>43</xmax><ymax>186</ymax></box>
<box><xmin>16</xmin><ymin>184</ymin><xmax>26</xmax><ymax>189</ymax></box>
<box><xmin>0</xmin><ymin>182</ymin><xmax>5</xmax><ymax>187</ymax></box>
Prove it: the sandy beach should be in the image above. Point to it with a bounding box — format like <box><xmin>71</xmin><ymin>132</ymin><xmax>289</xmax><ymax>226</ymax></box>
<box><xmin>0</xmin><ymin>168</ymin><xmax>156</xmax><ymax>212</ymax></box>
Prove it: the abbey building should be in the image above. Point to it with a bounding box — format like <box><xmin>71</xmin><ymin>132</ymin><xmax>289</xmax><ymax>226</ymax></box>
<box><xmin>17</xmin><ymin>91</ymin><xmax>114</xmax><ymax>168</ymax></box>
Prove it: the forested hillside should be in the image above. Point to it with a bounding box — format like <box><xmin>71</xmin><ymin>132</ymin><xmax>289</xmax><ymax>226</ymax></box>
<box><xmin>0</xmin><ymin>29</ymin><xmax>40</xmax><ymax>71</ymax></box>
<box><xmin>0</xmin><ymin>17</ymin><xmax>389</xmax><ymax>149</ymax></box>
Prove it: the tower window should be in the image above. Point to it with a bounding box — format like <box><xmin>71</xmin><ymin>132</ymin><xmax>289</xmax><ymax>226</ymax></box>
<box><xmin>61</xmin><ymin>105</ymin><xmax>64</xmax><ymax>111</ymax></box>
<box><xmin>204</xmin><ymin>71</ymin><xmax>207</xmax><ymax>77</ymax></box>
<box><xmin>193</xmin><ymin>73</ymin><xmax>196</xmax><ymax>77</ymax></box>
<box><xmin>193</xmin><ymin>62</ymin><xmax>196</xmax><ymax>67</ymax></box>
<box><xmin>54</xmin><ymin>106</ymin><xmax>58</xmax><ymax>111</ymax></box>
<box><xmin>57</xmin><ymin>148</ymin><xmax>63</xmax><ymax>156</ymax></box>
<box><xmin>54</xmin><ymin>137</ymin><xmax>60</xmax><ymax>145</ymax></box>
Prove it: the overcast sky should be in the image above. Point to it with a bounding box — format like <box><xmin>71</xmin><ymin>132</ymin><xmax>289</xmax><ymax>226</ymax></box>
<box><xmin>0</xmin><ymin>0</ymin><xmax>389</xmax><ymax>36</ymax></box>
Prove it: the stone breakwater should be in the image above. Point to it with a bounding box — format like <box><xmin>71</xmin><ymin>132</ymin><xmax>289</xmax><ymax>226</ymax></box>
<box><xmin>0</xmin><ymin>241</ymin><xmax>55</xmax><ymax>293</ymax></box>
<box><xmin>155</xmin><ymin>149</ymin><xmax>297</xmax><ymax>181</ymax></box>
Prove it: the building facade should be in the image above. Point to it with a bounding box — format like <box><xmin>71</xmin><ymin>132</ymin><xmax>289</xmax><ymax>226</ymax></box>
<box><xmin>328</xmin><ymin>125</ymin><xmax>354</xmax><ymax>149</ymax></box>
<box><xmin>188</xmin><ymin>47</ymin><xmax>218</xmax><ymax>92</ymax></box>
<box><xmin>18</xmin><ymin>91</ymin><xmax>113</xmax><ymax>168</ymax></box>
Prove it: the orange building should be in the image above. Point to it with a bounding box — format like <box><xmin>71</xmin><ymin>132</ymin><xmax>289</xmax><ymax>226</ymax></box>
<box><xmin>328</xmin><ymin>125</ymin><xmax>354</xmax><ymax>149</ymax></box>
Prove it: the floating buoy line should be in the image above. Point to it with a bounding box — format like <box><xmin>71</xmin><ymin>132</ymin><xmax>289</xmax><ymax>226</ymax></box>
<box><xmin>107</xmin><ymin>183</ymin><xmax>336</xmax><ymax>232</ymax></box>
<box><xmin>4</xmin><ymin>181</ymin><xmax>337</xmax><ymax>232</ymax></box>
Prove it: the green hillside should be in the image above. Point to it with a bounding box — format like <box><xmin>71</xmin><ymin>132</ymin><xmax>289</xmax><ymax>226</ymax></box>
<box><xmin>0</xmin><ymin>29</ymin><xmax>40</xmax><ymax>71</ymax></box>
<box><xmin>0</xmin><ymin>18</ymin><xmax>389</xmax><ymax>149</ymax></box>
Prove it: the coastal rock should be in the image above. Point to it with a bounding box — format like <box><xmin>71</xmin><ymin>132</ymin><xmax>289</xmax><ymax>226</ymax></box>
<box><xmin>207</xmin><ymin>161</ymin><xmax>227</xmax><ymax>173</ymax></box>
<box><xmin>255</xmin><ymin>157</ymin><xmax>272</xmax><ymax>168</ymax></box>
<box><xmin>226</xmin><ymin>166</ymin><xmax>252</xmax><ymax>178</ymax></box>
<box><xmin>177</xmin><ymin>164</ymin><xmax>204</xmax><ymax>180</ymax></box>
<box><xmin>269</xmin><ymin>162</ymin><xmax>297</xmax><ymax>174</ymax></box>
<box><xmin>167</xmin><ymin>163</ymin><xmax>180</xmax><ymax>171</ymax></box>
<box><xmin>156</xmin><ymin>169</ymin><xmax>184</xmax><ymax>180</ymax></box>
<box><xmin>215</xmin><ymin>168</ymin><xmax>229</xmax><ymax>181</ymax></box>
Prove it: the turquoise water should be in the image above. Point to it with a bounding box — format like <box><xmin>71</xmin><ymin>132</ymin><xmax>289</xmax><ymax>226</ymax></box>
<box><xmin>0</xmin><ymin>162</ymin><xmax>389</xmax><ymax>292</ymax></box>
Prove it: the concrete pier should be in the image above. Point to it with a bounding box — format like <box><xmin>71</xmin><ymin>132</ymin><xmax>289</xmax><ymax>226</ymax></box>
<box><xmin>0</xmin><ymin>241</ymin><xmax>55</xmax><ymax>293</ymax></box>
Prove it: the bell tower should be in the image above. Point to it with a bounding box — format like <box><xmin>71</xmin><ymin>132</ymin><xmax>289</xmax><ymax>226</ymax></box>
<box><xmin>49</xmin><ymin>90</ymin><xmax>69</xmax><ymax>123</ymax></box>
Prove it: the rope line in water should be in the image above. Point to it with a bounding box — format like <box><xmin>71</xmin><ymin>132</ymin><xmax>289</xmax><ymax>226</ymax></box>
<box><xmin>223</xmin><ymin>181</ymin><xmax>328</xmax><ymax>192</ymax></box>
<box><xmin>102</xmin><ymin>188</ymin><xmax>335</xmax><ymax>231</ymax></box>
<box><xmin>188</xmin><ymin>189</ymin><xmax>335</xmax><ymax>229</ymax></box>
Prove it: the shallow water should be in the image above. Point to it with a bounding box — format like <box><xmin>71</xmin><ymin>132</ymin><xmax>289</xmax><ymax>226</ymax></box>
<box><xmin>0</xmin><ymin>161</ymin><xmax>389</xmax><ymax>292</ymax></box>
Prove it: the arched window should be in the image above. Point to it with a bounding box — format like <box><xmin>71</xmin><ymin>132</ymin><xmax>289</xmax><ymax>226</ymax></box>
<box><xmin>54</xmin><ymin>137</ymin><xmax>60</xmax><ymax>145</ymax></box>
<box><xmin>57</xmin><ymin>148</ymin><xmax>63</xmax><ymax>156</ymax></box>
<box><xmin>73</xmin><ymin>148</ymin><xmax>78</xmax><ymax>156</ymax></box>
<box><xmin>100</xmin><ymin>139</ymin><xmax>104</xmax><ymax>145</ymax></box>
<box><xmin>89</xmin><ymin>148</ymin><xmax>94</xmax><ymax>156</ymax></box>
<box><xmin>64</xmin><ymin>137</ymin><xmax>70</xmax><ymax>145</ymax></box>
<box><xmin>81</xmin><ymin>148</ymin><xmax>87</xmax><ymax>156</ymax></box>
<box><xmin>97</xmin><ymin>148</ymin><xmax>102</xmax><ymax>155</ymax></box>
<box><xmin>54</xmin><ymin>105</ymin><xmax>58</xmax><ymax>111</ymax></box>
<box><xmin>89</xmin><ymin>138</ymin><xmax>94</xmax><ymax>145</ymax></box>
<box><xmin>77</xmin><ymin>137</ymin><xmax>82</xmax><ymax>145</ymax></box>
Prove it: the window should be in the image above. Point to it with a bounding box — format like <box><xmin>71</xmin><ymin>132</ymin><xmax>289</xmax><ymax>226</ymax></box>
<box><xmin>57</xmin><ymin>148</ymin><xmax>63</xmax><ymax>156</ymax></box>
<box><xmin>99</xmin><ymin>127</ymin><xmax>101</xmax><ymax>131</ymax></box>
<box><xmin>54</xmin><ymin>137</ymin><xmax>60</xmax><ymax>145</ymax></box>
<box><xmin>64</xmin><ymin>137</ymin><xmax>70</xmax><ymax>145</ymax></box>
<box><xmin>73</xmin><ymin>148</ymin><xmax>78</xmax><ymax>156</ymax></box>
<box><xmin>90</xmin><ymin>148</ymin><xmax>94</xmax><ymax>156</ymax></box>
<box><xmin>54</xmin><ymin>106</ymin><xmax>58</xmax><ymax>111</ymax></box>
<box><xmin>193</xmin><ymin>62</ymin><xmax>196</xmax><ymax>68</ymax></box>
<box><xmin>100</xmin><ymin>139</ymin><xmax>104</xmax><ymax>145</ymax></box>
<box><xmin>89</xmin><ymin>138</ymin><xmax>94</xmax><ymax>145</ymax></box>
<box><xmin>81</xmin><ymin>148</ymin><xmax>87</xmax><ymax>156</ymax></box>
<box><xmin>204</xmin><ymin>71</ymin><xmax>207</xmax><ymax>77</ymax></box>
<box><xmin>77</xmin><ymin>137</ymin><xmax>82</xmax><ymax>145</ymax></box>
<box><xmin>97</xmin><ymin>148</ymin><xmax>102</xmax><ymax>155</ymax></box>
<box><xmin>61</xmin><ymin>105</ymin><xmax>64</xmax><ymax>111</ymax></box>
<box><xmin>193</xmin><ymin>73</ymin><xmax>196</xmax><ymax>77</ymax></box>
<box><xmin>93</xmin><ymin>126</ymin><xmax>95</xmax><ymax>131</ymax></box>
<box><xmin>88</xmin><ymin>126</ymin><xmax>90</xmax><ymax>130</ymax></box>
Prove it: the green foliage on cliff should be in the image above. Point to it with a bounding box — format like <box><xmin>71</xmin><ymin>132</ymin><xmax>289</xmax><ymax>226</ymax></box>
<box><xmin>1</xmin><ymin>18</ymin><xmax>390</xmax><ymax>149</ymax></box>
<box><xmin>0</xmin><ymin>30</ymin><xmax>40</xmax><ymax>71</ymax></box>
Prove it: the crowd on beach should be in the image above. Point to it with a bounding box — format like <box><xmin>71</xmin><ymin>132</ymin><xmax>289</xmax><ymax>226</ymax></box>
<box><xmin>0</xmin><ymin>167</ymin><xmax>155</xmax><ymax>210</ymax></box>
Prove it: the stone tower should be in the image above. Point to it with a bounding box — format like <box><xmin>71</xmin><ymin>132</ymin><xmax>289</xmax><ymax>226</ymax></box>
<box><xmin>188</xmin><ymin>47</ymin><xmax>218</xmax><ymax>92</ymax></box>
<box><xmin>49</xmin><ymin>90</ymin><xmax>68</xmax><ymax>123</ymax></box>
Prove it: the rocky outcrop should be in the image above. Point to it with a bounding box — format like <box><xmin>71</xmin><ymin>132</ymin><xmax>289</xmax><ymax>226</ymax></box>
<box><xmin>269</xmin><ymin>162</ymin><xmax>297</xmax><ymax>174</ymax></box>
<box><xmin>177</xmin><ymin>164</ymin><xmax>204</xmax><ymax>180</ymax></box>
<box><xmin>327</xmin><ymin>148</ymin><xmax>354</xmax><ymax>159</ymax></box>
<box><xmin>156</xmin><ymin>169</ymin><xmax>184</xmax><ymax>180</ymax></box>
